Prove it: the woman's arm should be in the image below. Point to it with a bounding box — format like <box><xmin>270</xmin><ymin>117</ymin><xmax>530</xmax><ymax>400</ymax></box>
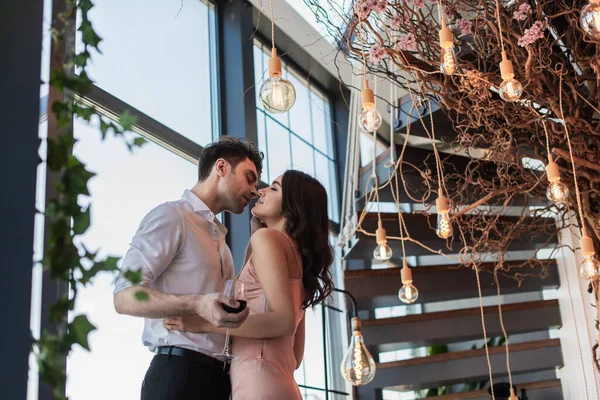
<box><xmin>164</xmin><ymin>229</ymin><xmax>297</xmax><ymax>338</ymax></box>
<box><xmin>293</xmin><ymin>314</ymin><xmax>306</xmax><ymax>369</ymax></box>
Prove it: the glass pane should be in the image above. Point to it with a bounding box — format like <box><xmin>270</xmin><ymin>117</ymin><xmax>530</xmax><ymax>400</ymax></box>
<box><xmin>66</xmin><ymin>117</ymin><xmax>198</xmax><ymax>400</ymax></box>
<box><xmin>310</xmin><ymin>91</ymin><xmax>333</xmax><ymax>157</ymax></box>
<box><xmin>80</xmin><ymin>0</ymin><xmax>217</xmax><ymax>145</ymax></box>
<box><xmin>256</xmin><ymin>109</ymin><xmax>269</xmax><ymax>182</ymax></box>
<box><xmin>304</xmin><ymin>388</ymin><xmax>327</xmax><ymax>400</ymax></box>
<box><xmin>254</xmin><ymin>45</ymin><xmax>267</xmax><ymax>111</ymax></box>
<box><xmin>315</xmin><ymin>153</ymin><xmax>338</xmax><ymax>222</ymax></box>
<box><xmin>266</xmin><ymin>117</ymin><xmax>291</xmax><ymax>180</ymax></box>
<box><xmin>302</xmin><ymin>305</ymin><xmax>326</xmax><ymax>389</ymax></box>
<box><xmin>289</xmin><ymin>73</ymin><xmax>312</xmax><ymax>144</ymax></box>
<box><xmin>291</xmin><ymin>135</ymin><xmax>315</xmax><ymax>176</ymax></box>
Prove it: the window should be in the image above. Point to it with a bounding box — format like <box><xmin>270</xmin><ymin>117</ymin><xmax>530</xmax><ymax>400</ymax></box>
<box><xmin>66</xmin><ymin>117</ymin><xmax>198</xmax><ymax>399</ymax></box>
<box><xmin>254</xmin><ymin>41</ymin><xmax>346</xmax><ymax>398</ymax></box>
<box><xmin>79</xmin><ymin>0</ymin><xmax>219</xmax><ymax>145</ymax></box>
<box><xmin>254</xmin><ymin>41</ymin><xmax>339</xmax><ymax>222</ymax></box>
<box><xmin>63</xmin><ymin>1</ymin><xmax>219</xmax><ymax>398</ymax></box>
<box><xmin>294</xmin><ymin>235</ymin><xmax>350</xmax><ymax>399</ymax></box>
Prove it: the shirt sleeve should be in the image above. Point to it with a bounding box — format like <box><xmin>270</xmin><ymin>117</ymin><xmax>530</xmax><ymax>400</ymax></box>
<box><xmin>114</xmin><ymin>203</ymin><xmax>185</xmax><ymax>293</ymax></box>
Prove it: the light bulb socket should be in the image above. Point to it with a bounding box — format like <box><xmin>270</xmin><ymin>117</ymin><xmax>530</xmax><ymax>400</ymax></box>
<box><xmin>546</xmin><ymin>158</ymin><xmax>561</xmax><ymax>182</ymax></box>
<box><xmin>351</xmin><ymin>317</ymin><xmax>362</xmax><ymax>333</ymax></box>
<box><xmin>581</xmin><ymin>234</ymin><xmax>595</xmax><ymax>257</ymax></box>
<box><xmin>401</xmin><ymin>265</ymin><xmax>413</xmax><ymax>284</ymax></box>
<box><xmin>436</xmin><ymin>195</ymin><xmax>449</xmax><ymax>213</ymax></box>
<box><xmin>439</xmin><ymin>23</ymin><xmax>453</xmax><ymax>49</ymax></box>
<box><xmin>500</xmin><ymin>52</ymin><xmax>515</xmax><ymax>80</ymax></box>
<box><xmin>362</xmin><ymin>80</ymin><xmax>375</xmax><ymax>109</ymax></box>
<box><xmin>269</xmin><ymin>48</ymin><xmax>282</xmax><ymax>78</ymax></box>
<box><xmin>376</xmin><ymin>221</ymin><xmax>387</xmax><ymax>245</ymax></box>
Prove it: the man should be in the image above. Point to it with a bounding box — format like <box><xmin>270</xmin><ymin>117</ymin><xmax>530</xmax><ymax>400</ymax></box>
<box><xmin>113</xmin><ymin>136</ymin><xmax>263</xmax><ymax>400</ymax></box>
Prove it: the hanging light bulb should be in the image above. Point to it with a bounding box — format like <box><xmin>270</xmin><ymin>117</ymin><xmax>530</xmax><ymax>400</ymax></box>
<box><xmin>259</xmin><ymin>48</ymin><xmax>296</xmax><ymax>114</ymax></box>
<box><xmin>398</xmin><ymin>260</ymin><xmax>419</xmax><ymax>304</ymax></box>
<box><xmin>359</xmin><ymin>80</ymin><xmax>383</xmax><ymax>133</ymax></box>
<box><xmin>439</xmin><ymin>19</ymin><xmax>457</xmax><ymax>75</ymax></box>
<box><xmin>340</xmin><ymin>317</ymin><xmax>377</xmax><ymax>386</ymax></box>
<box><xmin>373</xmin><ymin>220</ymin><xmax>392</xmax><ymax>262</ymax></box>
<box><xmin>498</xmin><ymin>51</ymin><xmax>523</xmax><ymax>102</ymax></box>
<box><xmin>436</xmin><ymin>189</ymin><xmax>453</xmax><ymax>239</ymax></box>
<box><xmin>545</xmin><ymin>154</ymin><xmax>569</xmax><ymax>205</ymax></box>
<box><xmin>579</xmin><ymin>231</ymin><xmax>600</xmax><ymax>280</ymax></box>
<box><xmin>508</xmin><ymin>387</ymin><xmax>519</xmax><ymax>400</ymax></box>
<box><xmin>581</xmin><ymin>1</ymin><xmax>600</xmax><ymax>41</ymax></box>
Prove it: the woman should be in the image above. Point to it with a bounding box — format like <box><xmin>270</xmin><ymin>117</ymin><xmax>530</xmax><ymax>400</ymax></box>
<box><xmin>163</xmin><ymin>170</ymin><xmax>334</xmax><ymax>399</ymax></box>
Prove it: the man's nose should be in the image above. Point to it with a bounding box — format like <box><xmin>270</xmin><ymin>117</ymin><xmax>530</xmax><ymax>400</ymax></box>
<box><xmin>250</xmin><ymin>189</ymin><xmax>259</xmax><ymax>198</ymax></box>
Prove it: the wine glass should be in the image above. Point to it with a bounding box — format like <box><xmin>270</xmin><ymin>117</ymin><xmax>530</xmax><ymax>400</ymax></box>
<box><xmin>212</xmin><ymin>280</ymin><xmax>246</xmax><ymax>361</ymax></box>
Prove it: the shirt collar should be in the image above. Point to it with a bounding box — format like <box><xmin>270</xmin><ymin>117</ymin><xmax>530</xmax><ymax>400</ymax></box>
<box><xmin>181</xmin><ymin>190</ymin><xmax>228</xmax><ymax>235</ymax></box>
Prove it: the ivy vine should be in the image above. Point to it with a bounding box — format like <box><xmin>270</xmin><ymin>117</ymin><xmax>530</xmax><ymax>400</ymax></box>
<box><xmin>35</xmin><ymin>0</ymin><xmax>146</xmax><ymax>398</ymax></box>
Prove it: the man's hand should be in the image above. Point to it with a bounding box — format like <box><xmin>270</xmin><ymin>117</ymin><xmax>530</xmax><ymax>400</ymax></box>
<box><xmin>191</xmin><ymin>293</ymin><xmax>249</xmax><ymax>329</ymax></box>
<box><xmin>163</xmin><ymin>315</ymin><xmax>209</xmax><ymax>332</ymax></box>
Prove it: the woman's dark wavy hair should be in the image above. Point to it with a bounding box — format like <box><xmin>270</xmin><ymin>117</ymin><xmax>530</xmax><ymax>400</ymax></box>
<box><xmin>281</xmin><ymin>170</ymin><xmax>334</xmax><ymax>309</ymax></box>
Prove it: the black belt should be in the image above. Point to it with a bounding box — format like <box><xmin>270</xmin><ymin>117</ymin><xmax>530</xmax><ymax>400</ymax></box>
<box><xmin>155</xmin><ymin>346</ymin><xmax>229</xmax><ymax>372</ymax></box>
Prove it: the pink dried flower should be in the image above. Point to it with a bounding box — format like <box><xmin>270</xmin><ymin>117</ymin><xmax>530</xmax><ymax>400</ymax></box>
<box><xmin>513</xmin><ymin>3</ymin><xmax>532</xmax><ymax>21</ymax></box>
<box><xmin>397</xmin><ymin>33</ymin><xmax>416</xmax><ymax>51</ymax></box>
<box><xmin>443</xmin><ymin>2</ymin><xmax>458</xmax><ymax>21</ymax></box>
<box><xmin>368</xmin><ymin>43</ymin><xmax>388</xmax><ymax>64</ymax></box>
<box><xmin>371</xmin><ymin>0</ymin><xmax>388</xmax><ymax>13</ymax></box>
<box><xmin>518</xmin><ymin>20</ymin><xmax>547</xmax><ymax>47</ymax></box>
<box><xmin>409</xmin><ymin>0</ymin><xmax>426</xmax><ymax>8</ymax></box>
<box><xmin>355</xmin><ymin>0</ymin><xmax>371</xmax><ymax>19</ymax></box>
<box><xmin>457</xmin><ymin>18</ymin><xmax>472</xmax><ymax>35</ymax></box>
<box><xmin>391</xmin><ymin>15</ymin><xmax>402</xmax><ymax>29</ymax></box>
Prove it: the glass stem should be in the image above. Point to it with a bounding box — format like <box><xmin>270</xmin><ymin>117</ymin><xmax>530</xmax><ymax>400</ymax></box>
<box><xmin>224</xmin><ymin>329</ymin><xmax>231</xmax><ymax>354</ymax></box>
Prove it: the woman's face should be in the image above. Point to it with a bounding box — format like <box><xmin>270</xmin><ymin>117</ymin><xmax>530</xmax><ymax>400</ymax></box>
<box><xmin>251</xmin><ymin>175</ymin><xmax>283</xmax><ymax>220</ymax></box>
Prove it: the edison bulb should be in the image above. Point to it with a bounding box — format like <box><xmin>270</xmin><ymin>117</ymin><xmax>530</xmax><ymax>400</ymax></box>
<box><xmin>440</xmin><ymin>46</ymin><xmax>457</xmax><ymax>75</ymax></box>
<box><xmin>581</xmin><ymin>1</ymin><xmax>600</xmax><ymax>41</ymax></box>
<box><xmin>398</xmin><ymin>283</ymin><xmax>419</xmax><ymax>304</ymax></box>
<box><xmin>499</xmin><ymin>78</ymin><xmax>523</xmax><ymax>102</ymax></box>
<box><xmin>579</xmin><ymin>254</ymin><xmax>600</xmax><ymax>280</ymax></box>
<box><xmin>546</xmin><ymin>180</ymin><xmax>569</xmax><ymax>205</ymax></box>
<box><xmin>260</xmin><ymin>76</ymin><xmax>296</xmax><ymax>113</ymax></box>
<box><xmin>340</xmin><ymin>333</ymin><xmax>376</xmax><ymax>385</ymax></box>
<box><xmin>436</xmin><ymin>213</ymin><xmax>453</xmax><ymax>239</ymax></box>
<box><xmin>373</xmin><ymin>243</ymin><xmax>392</xmax><ymax>262</ymax></box>
<box><xmin>359</xmin><ymin>107</ymin><xmax>383</xmax><ymax>132</ymax></box>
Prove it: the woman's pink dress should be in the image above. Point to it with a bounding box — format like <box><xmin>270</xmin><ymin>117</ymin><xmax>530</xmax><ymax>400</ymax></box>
<box><xmin>230</xmin><ymin>235</ymin><xmax>305</xmax><ymax>400</ymax></box>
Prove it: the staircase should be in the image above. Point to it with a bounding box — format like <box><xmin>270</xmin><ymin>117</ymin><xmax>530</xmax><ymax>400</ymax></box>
<box><xmin>341</xmin><ymin>143</ymin><xmax>564</xmax><ymax>400</ymax></box>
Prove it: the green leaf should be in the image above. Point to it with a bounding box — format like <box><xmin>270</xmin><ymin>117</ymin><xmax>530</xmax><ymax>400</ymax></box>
<box><xmin>78</xmin><ymin>19</ymin><xmax>102</xmax><ymax>50</ymax></box>
<box><xmin>124</xmin><ymin>269</ymin><xmax>143</xmax><ymax>285</ymax></box>
<box><xmin>119</xmin><ymin>110</ymin><xmax>138</xmax><ymax>131</ymax></box>
<box><xmin>133</xmin><ymin>137</ymin><xmax>147</xmax><ymax>147</ymax></box>
<box><xmin>135</xmin><ymin>290</ymin><xmax>150</xmax><ymax>301</ymax></box>
<box><xmin>68</xmin><ymin>315</ymin><xmax>96</xmax><ymax>351</ymax></box>
<box><xmin>105</xmin><ymin>256</ymin><xmax>120</xmax><ymax>271</ymax></box>
<box><xmin>73</xmin><ymin>206</ymin><xmax>91</xmax><ymax>235</ymax></box>
<box><xmin>78</xmin><ymin>0</ymin><xmax>94</xmax><ymax>14</ymax></box>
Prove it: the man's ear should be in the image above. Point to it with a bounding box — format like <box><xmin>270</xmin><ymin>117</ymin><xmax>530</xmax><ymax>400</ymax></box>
<box><xmin>214</xmin><ymin>159</ymin><xmax>230</xmax><ymax>177</ymax></box>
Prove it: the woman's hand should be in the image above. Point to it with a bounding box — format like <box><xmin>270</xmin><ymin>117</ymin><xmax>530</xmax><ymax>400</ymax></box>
<box><xmin>163</xmin><ymin>315</ymin><xmax>212</xmax><ymax>333</ymax></box>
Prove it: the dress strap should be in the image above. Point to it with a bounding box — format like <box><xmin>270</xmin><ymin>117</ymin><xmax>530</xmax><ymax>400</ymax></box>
<box><xmin>281</xmin><ymin>232</ymin><xmax>303</xmax><ymax>278</ymax></box>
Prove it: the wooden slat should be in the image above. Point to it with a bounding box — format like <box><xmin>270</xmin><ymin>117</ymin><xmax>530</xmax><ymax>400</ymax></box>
<box><xmin>344</xmin><ymin>260</ymin><xmax>559</xmax><ymax>310</ymax></box>
<box><xmin>356</xmin><ymin>339</ymin><xmax>563</xmax><ymax>394</ymax></box>
<box><xmin>378</xmin><ymin>339</ymin><xmax>559</xmax><ymax>369</ymax></box>
<box><xmin>356</xmin><ymin>145</ymin><xmax>545</xmax><ymax>208</ymax></box>
<box><xmin>343</xmin><ymin>212</ymin><xmax>557</xmax><ymax>259</ymax></box>
<box><xmin>361</xmin><ymin>300</ymin><xmax>561</xmax><ymax>352</ymax></box>
<box><xmin>420</xmin><ymin>379</ymin><xmax>562</xmax><ymax>399</ymax></box>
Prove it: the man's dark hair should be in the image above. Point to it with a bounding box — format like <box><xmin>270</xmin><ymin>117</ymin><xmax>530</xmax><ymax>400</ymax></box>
<box><xmin>197</xmin><ymin>136</ymin><xmax>264</xmax><ymax>182</ymax></box>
